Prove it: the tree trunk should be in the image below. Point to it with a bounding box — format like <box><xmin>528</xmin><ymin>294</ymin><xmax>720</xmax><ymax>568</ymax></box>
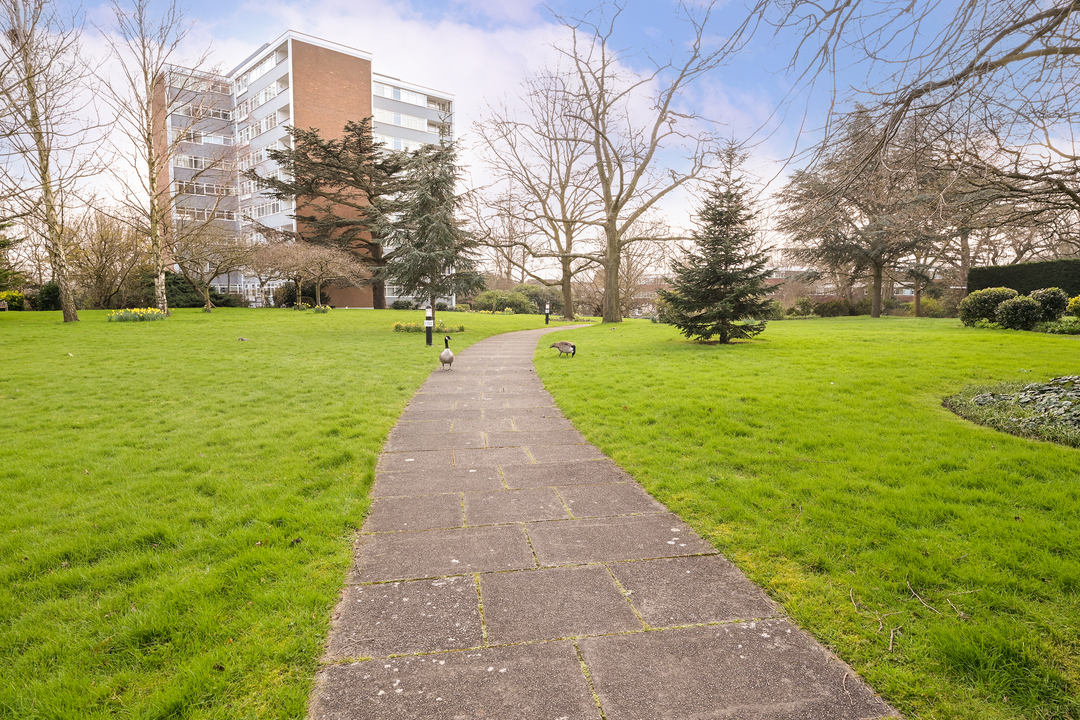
<box><xmin>372</xmin><ymin>279</ymin><xmax>386</xmax><ymax>309</ymax></box>
<box><xmin>959</xmin><ymin>228</ymin><xmax>971</xmax><ymax>294</ymax></box>
<box><xmin>914</xmin><ymin>284</ymin><xmax>922</xmax><ymax>317</ymax></box>
<box><xmin>602</xmin><ymin>225</ymin><xmax>622</xmax><ymax>323</ymax></box>
<box><xmin>560</xmin><ymin>257</ymin><xmax>574</xmax><ymax>320</ymax></box>
<box><xmin>871</xmin><ymin>264</ymin><xmax>884</xmax><ymax>318</ymax></box>
<box><xmin>22</xmin><ymin>46</ymin><xmax>77</xmax><ymax>322</ymax></box>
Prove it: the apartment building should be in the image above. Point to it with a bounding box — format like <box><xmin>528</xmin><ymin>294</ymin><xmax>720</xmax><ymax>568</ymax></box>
<box><xmin>162</xmin><ymin>30</ymin><xmax>455</xmax><ymax>307</ymax></box>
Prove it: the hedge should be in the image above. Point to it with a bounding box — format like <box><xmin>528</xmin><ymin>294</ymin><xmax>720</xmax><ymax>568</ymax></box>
<box><xmin>968</xmin><ymin>259</ymin><xmax>1080</xmax><ymax>296</ymax></box>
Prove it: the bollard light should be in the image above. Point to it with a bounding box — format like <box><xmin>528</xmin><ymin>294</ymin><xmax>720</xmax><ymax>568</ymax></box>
<box><xmin>545</xmin><ymin>303</ymin><xmax>550</xmax><ymax>325</ymax></box>
<box><xmin>425</xmin><ymin>306</ymin><xmax>434</xmax><ymax>347</ymax></box>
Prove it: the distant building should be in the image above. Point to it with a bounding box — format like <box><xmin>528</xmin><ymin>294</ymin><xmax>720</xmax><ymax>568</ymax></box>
<box><xmin>158</xmin><ymin>30</ymin><xmax>454</xmax><ymax>307</ymax></box>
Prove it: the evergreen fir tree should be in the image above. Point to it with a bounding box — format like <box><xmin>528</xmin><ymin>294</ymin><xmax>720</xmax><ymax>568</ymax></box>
<box><xmin>658</xmin><ymin>155</ymin><xmax>772</xmax><ymax>343</ymax></box>
<box><xmin>378</xmin><ymin>141</ymin><xmax>485</xmax><ymax>321</ymax></box>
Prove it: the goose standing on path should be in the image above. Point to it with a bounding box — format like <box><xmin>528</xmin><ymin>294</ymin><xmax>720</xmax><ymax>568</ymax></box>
<box><xmin>439</xmin><ymin>335</ymin><xmax>455</xmax><ymax>370</ymax></box>
<box><xmin>550</xmin><ymin>341</ymin><xmax>576</xmax><ymax>357</ymax></box>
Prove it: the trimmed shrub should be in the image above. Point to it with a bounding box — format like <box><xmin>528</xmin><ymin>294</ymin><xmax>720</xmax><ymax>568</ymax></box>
<box><xmin>959</xmin><ymin>287</ymin><xmax>1018</xmax><ymax>326</ymax></box>
<box><xmin>968</xmin><ymin>258</ymin><xmax>1080</xmax><ymax>296</ymax></box>
<box><xmin>435</xmin><ymin>301</ymin><xmax>449</xmax><ymax>312</ymax></box>
<box><xmin>995</xmin><ymin>296</ymin><xmax>1043</xmax><ymax>330</ymax></box>
<box><xmin>813</xmin><ymin>298</ymin><xmax>854</xmax><ymax>317</ymax></box>
<box><xmin>1069</xmin><ymin>295</ymin><xmax>1080</xmax><ymax>316</ymax></box>
<box><xmin>1029</xmin><ymin>287</ymin><xmax>1070</xmax><ymax>321</ymax></box>
<box><xmin>453</xmin><ymin>302</ymin><xmax>470</xmax><ymax>312</ymax></box>
<box><xmin>762</xmin><ymin>300</ymin><xmax>785</xmax><ymax>320</ymax></box>
<box><xmin>473</xmin><ymin>290</ymin><xmax>535</xmax><ymax>315</ymax></box>
<box><xmin>390</xmin><ymin>299</ymin><xmax>415</xmax><ymax>310</ymax></box>
<box><xmin>793</xmin><ymin>297</ymin><xmax>815</xmax><ymax>316</ymax></box>
<box><xmin>37</xmin><ymin>281</ymin><xmax>61</xmax><ymax>311</ymax></box>
<box><xmin>512</xmin><ymin>283</ymin><xmax>563</xmax><ymax>315</ymax></box>
<box><xmin>852</xmin><ymin>298</ymin><xmax>872</xmax><ymax>315</ymax></box>
<box><xmin>0</xmin><ymin>289</ymin><xmax>25</xmax><ymax>310</ymax></box>
<box><xmin>916</xmin><ymin>297</ymin><xmax>946</xmax><ymax>318</ymax></box>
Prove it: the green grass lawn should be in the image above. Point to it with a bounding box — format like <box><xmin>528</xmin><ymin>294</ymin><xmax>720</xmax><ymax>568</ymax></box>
<box><xmin>0</xmin><ymin>308</ymin><xmax>571</xmax><ymax>720</ymax></box>
<box><xmin>535</xmin><ymin>317</ymin><xmax>1080</xmax><ymax>720</ymax></box>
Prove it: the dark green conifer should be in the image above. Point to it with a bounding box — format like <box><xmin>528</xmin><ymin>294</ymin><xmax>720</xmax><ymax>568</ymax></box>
<box><xmin>658</xmin><ymin>152</ymin><xmax>772</xmax><ymax>343</ymax></box>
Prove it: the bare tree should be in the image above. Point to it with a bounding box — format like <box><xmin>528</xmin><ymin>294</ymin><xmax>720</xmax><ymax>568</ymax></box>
<box><xmin>296</xmin><ymin>243</ymin><xmax>370</xmax><ymax>307</ymax></box>
<box><xmin>474</xmin><ymin>66</ymin><xmax>604</xmax><ymax>320</ymax></box>
<box><xmin>100</xmin><ymin>0</ymin><xmax>224</xmax><ymax>315</ymax></box>
<box><xmin>0</xmin><ymin>0</ymin><xmax>100</xmax><ymax>322</ymax></box>
<box><xmin>245</xmin><ymin>242</ymin><xmax>290</xmax><ymax>307</ymax></box>
<box><xmin>68</xmin><ymin>208</ymin><xmax>151</xmax><ymax>308</ymax></box>
<box><xmin>541</xmin><ymin>3</ymin><xmax>729</xmax><ymax>322</ymax></box>
<box><xmin>172</xmin><ymin>223</ymin><xmax>256</xmax><ymax>311</ymax></box>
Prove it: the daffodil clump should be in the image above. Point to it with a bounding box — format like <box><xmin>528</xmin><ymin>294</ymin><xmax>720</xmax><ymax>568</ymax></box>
<box><xmin>107</xmin><ymin>307</ymin><xmax>167</xmax><ymax>322</ymax></box>
<box><xmin>313</xmin><ymin>305</ymin><xmax>331</xmax><ymax>314</ymax></box>
<box><xmin>391</xmin><ymin>321</ymin><xmax>465</xmax><ymax>333</ymax></box>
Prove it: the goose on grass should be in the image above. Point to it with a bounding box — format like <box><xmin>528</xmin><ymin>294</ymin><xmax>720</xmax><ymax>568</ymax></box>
<box><xmin>550</xmin><ymin>341</ymin><xmax>576</xmax><ymax>357</ymax></box>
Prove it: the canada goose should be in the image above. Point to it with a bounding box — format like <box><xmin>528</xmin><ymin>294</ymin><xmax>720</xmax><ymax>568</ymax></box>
<box><xmin>439</xmin><ymin>335</ymin><xmax>454</xmax><ymax>370</ymax></box>
<box><xmin>550</xmin><ymin>341</ymin><xmax>576</xmax><ymax>357</ymax></box>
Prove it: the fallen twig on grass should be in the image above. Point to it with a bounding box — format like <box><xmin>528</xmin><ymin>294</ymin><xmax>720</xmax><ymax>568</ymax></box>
<box><xmin>907</xmin><ymin>579</ymin><xmax>941</xmax><ymax>614</ymax></box>
<box><xmin>889</xmin><ymin>625</ymin><xmax>903</xmax><ymax>651</ymax></box>
<box><xmin>947</xmin><ymin>598</ymin><xmax>970</xmax><ymax>620</ymax></box>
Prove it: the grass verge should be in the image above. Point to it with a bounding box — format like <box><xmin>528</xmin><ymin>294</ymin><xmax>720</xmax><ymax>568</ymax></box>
<box><xmin>0</xmin><ymin>308</ymin><xmax>571</xmax><ymax>719</ymax></box>
<box><xmin>535</xmin><ymin>317</ymin><xmax>1080</xmax><ymax>720</ymax></box>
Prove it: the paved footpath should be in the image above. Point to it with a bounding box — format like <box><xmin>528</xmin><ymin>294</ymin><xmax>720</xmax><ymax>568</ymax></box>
<box><xmin>310</xmin><ymin>327</ymin><xmax>899</xmax><ymax>720</ymax></box>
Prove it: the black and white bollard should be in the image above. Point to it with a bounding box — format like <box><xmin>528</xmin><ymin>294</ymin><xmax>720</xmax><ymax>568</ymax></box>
<box><xmin>545</xmin><ymin>302</ymin><xmax>550</xmax><ymax>325</ymax></box>
<box><xmin>425</xmin><ymin>306</ymin><xmax>434</xmax><ymax>347</ymax></box>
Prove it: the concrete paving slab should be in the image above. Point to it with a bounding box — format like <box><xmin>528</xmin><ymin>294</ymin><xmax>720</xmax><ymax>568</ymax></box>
<box><xmin>505</xmin><ymin>395</ymin><xmax>558</xmax><ymax>408</ymax></box>
<box><xmin>609</xmin><ymin>555</ymin><xmax>780</xmax><ymax>627</ymax></box>
<box><xmin>453</xmin><ymin>446</ymin><xmax>532</xmax><ymax>468</ymax></box>
<box><xmin>528</xmin><ymin>514</ymin><xmax>715</xmax><ymax>566</ymax></box>
<box><xmin>502</xmin><ymin>459</ymin><xmax>632</xmax><ymax>488</ymax></box>
<box><xmin>371</xmin><ymin>467</ymin><xmax>503</xmax><ymax>497</ymax></box>
<box><xmin>509</xmin><ymin>415</ymin><xmax>576</xmax><ymax>432</ymax></box>
<box><xmin>529</xmin><ymin>443</ymin><xmax>607</xmax><ymax>463</ymax></box>
<box><xmin>376</xmin><ymin>450</ymin><xmax>453</xmax><ymax>473</ymax></box>
<box><xmin>390</xmin><ymin>419</ymin><xmax>452</xmax><ymax>433</ymax></box>
<box><xmin>486</xmin><ymin>430</ymin><xmax>587</xmax><ymax>447</ymax></box>
<box><xmin>414</xmin><ymin>390</ymin><xmax>484</xmax><ymax>400</ymax></box>
<box><xmin>312</xmin><ymin>641</ymin><xmax>601</xmax><ymax>720</ymax></box>
<box><xmin>384</xmin><ymin>431</ymin><xmax>486</xmax><ymax>452</ymax></box>
<box><xmin>463</xmin><ymin>487</ymin><xmax>570</xmax><ymax>525</ymax></box>
<box><xmin>447</xmin><ymin>417</ymin><xmax>515</xmax><ymax>433</ymax></box>
<box><xmin>557</xmin><ymin>483</ymin><xmax>667</xmax><ymax>518</ymax></box>
<box><xmin>395</xmin><ymin>408</ymin><xmax>482</xmax><ymax>422</ymax></box>
<box><xmin>327</xmin><ymin>576</ymin><xmax>482</xmax><ymax>659</ymax></box>
<box><xmin>454</xmin><ymin>398</ymin><xmax>510</xmax><ymax>410</ymax></box>
<box><xmin>353</xmin><ymin>525</ymin><xmax>535</xmax><ymax>582</ymax></box>
<box><xmin>483</xmin><ymin>406</ymin><xmax>565</xmax><ymax>419</ymax></box>
<box><xmin>364</xmin><ymin>494</ymin><xmax>463</xmax><ymax>533</ymax></box>
<box><xmin>578</xmin><ymin>621</ymin><xmax>896</xmax><ymax>720</ymax></box>
<box><xmin>402</xmin><ymin>399</ymin><xmax>457</xmax><ymax>412</ymax></box>
<box><xmin>480</xmin><ymin>565</ymin><xmax>642</xmax><ymax>644</ymax></box>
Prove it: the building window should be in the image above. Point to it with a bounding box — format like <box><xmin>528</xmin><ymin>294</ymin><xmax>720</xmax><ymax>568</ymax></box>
<box><xmin>245</xmin><ymin>200</ymin><xmax>281</xmax><ymax>220</ymax></box>
<box><xmin>373</xmin><ymin>82</ymin><xmax>427</xmax><ymax>107</ymax></box>
<box><xmin>174</xmin><ymin>181</ymin><xmax>235</xmax><ymax>196</ymax></box>
<box><xmin>373</xmin><ymin>132</ymin><xmax>424</xmax><ymax>152</ymax></box>
<box><xmin>174</xmin><ymin>207</ymin><xmax>237</xmax><ymax>221</ymax></box>
<box><xmin>177</xmin><ymin>104</ymin><xmax>232</xmax><ymax>120</ymax></box>
<box><xmin>374</xmin><ymin>107</ymin><xmax>433</xmax><ymax>133</ymax></box>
